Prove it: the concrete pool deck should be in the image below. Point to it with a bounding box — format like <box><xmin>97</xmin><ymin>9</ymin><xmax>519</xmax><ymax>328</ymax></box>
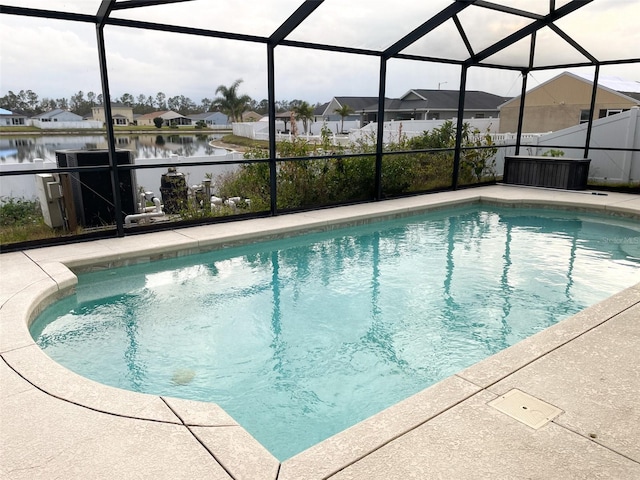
<box><xmin>1</xmin><ymin>184</ymin><xmax>639</xmax><ymax>479</ymax></box>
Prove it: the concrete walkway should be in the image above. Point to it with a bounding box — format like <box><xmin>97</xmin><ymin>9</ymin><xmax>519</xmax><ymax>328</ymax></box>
<box><xmin>1</xmin><ymin>185</ymin><xmax>639</xmax><ymax>479</ymax></box>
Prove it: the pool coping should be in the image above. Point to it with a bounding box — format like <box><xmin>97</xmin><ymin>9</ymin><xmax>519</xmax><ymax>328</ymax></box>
<box><xmin>1</xmin><ymin>184</ymin><xmax>639</xmax><ymax>479</ymax></box>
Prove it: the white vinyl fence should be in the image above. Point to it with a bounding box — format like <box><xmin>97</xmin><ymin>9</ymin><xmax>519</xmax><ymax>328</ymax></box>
<box><xmin>29</xmin><ymin>120</ymin><xmax>103</xmax><ymax>129</ymax></box>
<box><xmin>233</xmin><ymin>108</ymin><xmax>640</xmax><ymax>184</ymax></box>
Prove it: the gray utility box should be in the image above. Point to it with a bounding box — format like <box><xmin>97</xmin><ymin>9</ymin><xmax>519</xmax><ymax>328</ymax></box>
<box><xmin>503</xmin><ymin>155</ymin><xmax>590</xmax><ymax>190</ymax></box>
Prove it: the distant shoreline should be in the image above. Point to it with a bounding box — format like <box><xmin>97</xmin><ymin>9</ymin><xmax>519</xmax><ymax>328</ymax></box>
<box><xmin>0</xmin><ymin>128</ymin><xmax>232</xmax><ymax>136</ymax></box>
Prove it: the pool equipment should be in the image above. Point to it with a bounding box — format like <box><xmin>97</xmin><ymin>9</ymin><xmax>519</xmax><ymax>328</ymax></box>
<box><xmin>124</xmin><ymin>191</ymin><xmax>164</xmax><ymax>225</ymax></box>
<box><xmin>160</xmin><ymin>167</ymin><xmax>188</xmax><ymax>214</ymax></box>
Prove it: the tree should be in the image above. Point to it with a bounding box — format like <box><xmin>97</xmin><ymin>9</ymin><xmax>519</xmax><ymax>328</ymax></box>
<box><xmin>334</xmin><ymin>103</ymin><xmax>354</xmax><ymax>134</ymax></box>
<box><xmin>120</xmin><ymin>93</ymin><xmax>134</xmax><ymax>106</ymax></box>
<box><xmin>255</xmin><ymin>98</ymin><xmax>269</xmax><ymax>115</ymax></box>
<box><xmin>167</xmin><ymin>95</ymin><xmax>180</xmax><ymax>112</ymax></box>
<box><xmin>56</xmin><ymin>97</ymin><xmax>69</xmax><ymax>110</ymax></box>
<box><xmin>0</xmin><ymin>91</ymin><xmax>20</xmax><ymax>111</ymax></box>
<box><xmin>38</xmin><ymin>97</ymin><xmax>57</xmax><ymax>113</ymax></box>
<box><xmin>213</xmin><ymin>79</ymin><xmax>251</xmax><ymax>123</ymax></box>
<box><xmin>155</xmin><ymin>92</ymin><xmax>167</xmax><ymax>110</ymax></box>
<box><xmin>153</xmin><ymin>117</ymin><xmax>164</xmax><ymax>128</ymax></box>
<box><xmin>26</xmin><ymin>90</ymin><xmax>39</xmax><ymax>112</ymax></box>
<box><xmin>199</xmin><ymin>97</ymin><xmax>213</xmax><ymax>112</ymax></box>
<box><xmin>276</xmin><ymin>99</ymin><xmax>290</xmax><ymax>112</ymax></box>
<box><xmin>70</xmin><ymin>90</ymin><xmax>86</xmax><ymax>115</ymax></box>
<box><xmin>293</xmin><ymin>101</ymin><xmax>315</xmax><ymax>135</ymax></box>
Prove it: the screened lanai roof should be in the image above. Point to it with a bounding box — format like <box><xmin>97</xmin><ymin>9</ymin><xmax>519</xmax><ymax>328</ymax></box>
<box><xmin>0</xmin><ymin>0</ymin><xmax>638</xmax><ymax>243</ymax></box>
<box><xmin>2</xmin><ymin>1</ymin><xmax>638</xmax><ymax>66</ymax></box>
<box><xmin>0</xmin><ymin>0</ymin><xmax>638</xmax><ymax>127</ymax></box>
<box><xmin>2</xmin><ymin>0</ymin><xmax>638</xmax><ymax>127</ymax></box>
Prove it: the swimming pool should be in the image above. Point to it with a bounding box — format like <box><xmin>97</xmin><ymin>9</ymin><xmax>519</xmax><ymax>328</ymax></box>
<box><xmin>31</xmin><ymin>205</ymin><xmax>640</xmax><ymax>460</ymax></box>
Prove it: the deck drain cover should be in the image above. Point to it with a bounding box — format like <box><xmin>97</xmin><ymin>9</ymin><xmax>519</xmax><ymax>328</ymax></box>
<box><xmin>488</xmin><ymin>389</ymin><xmax>563</xmax><ymax>429</ymax></box>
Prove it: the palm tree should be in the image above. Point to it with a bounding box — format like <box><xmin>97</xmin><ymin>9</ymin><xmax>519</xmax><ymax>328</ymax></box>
<box><xmin>292</xmin><ymin>101</ymin><xmax>315</xmax><ymax>135</ymax></box>
<box><xmin>334</xmin><ymin>103</ymin><xmax>354</xmax><ymax>134</ymax></box>
<box><xmin>213</xmin><ymin>79</ymin><xmax>251</xmax><ymax>123</ymax></box>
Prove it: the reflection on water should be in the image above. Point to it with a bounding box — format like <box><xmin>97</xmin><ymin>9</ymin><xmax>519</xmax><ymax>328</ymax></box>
<box><xmin>0</xmin><ymin>134</ymin><xmax>237</xmax><ymax>201</ymax></box>
<box><xmin>0</xmin><ymin>133</ymin><xmax>223</xmax><ymax>164</ymax></box>
<box><xmin>31</xmin><ymin>207</ymin><xmax>640</xmax><ymax>460</ymax></box>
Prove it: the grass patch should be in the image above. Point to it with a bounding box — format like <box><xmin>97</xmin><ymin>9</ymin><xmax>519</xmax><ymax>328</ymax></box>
<box><xmin>0</xmin><ymin>126</ymin><xmax>43</xmax><ymax>133</ymax></box>
<box><xmin>220</xmin><ymin>134</ymin><xmax>269</xmax><ymax>150</ymax></box>
<box><xmin>0</xmin><ymin>198</ymin><xmax>55</xmax><ymax>244</ymax></box>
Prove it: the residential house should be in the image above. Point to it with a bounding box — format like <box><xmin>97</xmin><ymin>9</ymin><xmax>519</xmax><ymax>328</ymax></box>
<box><xmin>91</xmin><ymin>102</ymin><xmax>134</xmax><ymax>125</ymax></box>
<box><xmin>317</xmin><ymin>97</ymin><xmax>380</xmax><ymax>124</ymax></box>
<box><xmin>137</xmin><ymin>110</ymin><xmax>192</xmax><ymax>127</ymax></box>
<box><xmin>318</xmin><ymin>91</ymin><xmax>507</xmax><ymax>126</ymax></box>
<box><xmin>360</xmin><ymin>90</ymin><xmax>508</xmax><ymax>123</ymax></box>
<box><xmin>241</xmin><ymin>111</ymin><xmax>262</xmax><ymax>122</ymax></box>
<box><xmin>188</xmin><ymin>111</ymin><xmax>229</xmax><ymax>127</ymax></box>
<box><xmin>498</xmin><ymin>71</ymin><xmax>640</xmax><ymax>133</ymax></box>
<box><xmin>0</xmin><ymin>108</ymin><xmax>28</xmax><ymax>126</ymax></box>
<box><xmin>400</xmin><ymin>89</ymin><xmax>506</xmax><ymax>120</ymax></box>
<box><xmin>32</xmin><ymin>109</ymin><xmax>83</xmax><ymax>123</ymax></box>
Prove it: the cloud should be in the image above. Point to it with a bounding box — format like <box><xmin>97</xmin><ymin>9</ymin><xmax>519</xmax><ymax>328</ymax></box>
<box><xmin>0</xmin><ymin>19</ymin><xmax>102</xmax><ymax>97</ymax></box>
<box><xmin>1</xmin><ymin>0</ymin><xmax>638</xmax><ymax>106</ymax></box>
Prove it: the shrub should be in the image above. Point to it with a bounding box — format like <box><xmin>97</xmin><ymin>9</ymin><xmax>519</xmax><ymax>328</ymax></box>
<box><xmin>542</xmin><ymin>149</ymin><xmax>565</xmax><ymax>157</ymax></box>
<box><xmin>0</xmin><ymin>197</ymin><xmax>43</xmax><ymax>227</ymax></box>
<box><xmin>213</xmin><ymin>121</ymin><xmax>497</xmax><ymax>210</ymax></box>
<box><xmin>0</xmin><ymin>197</ymin><xmax>58</xmax><ymax>244</ymax></box>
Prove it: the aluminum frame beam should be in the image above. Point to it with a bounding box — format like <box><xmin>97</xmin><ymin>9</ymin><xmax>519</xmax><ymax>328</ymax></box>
<box><xmin>383</xmin><ymin>0</ymin><xmax>476</xmax><ymax>59</ymax></box>
<box><xmin>269</xmin><ymin>0</ymin><xmax>323</xmax><ymax>46</ymax></box>
<box><xmin>111</xmin><ymin>0</ymin><xmax>196</xmax><ymax>10</ymax></box>
<box><xmin>466</xmin><ymin>0</ymin><xmax>593</xmax><ymax>65</ymax></box>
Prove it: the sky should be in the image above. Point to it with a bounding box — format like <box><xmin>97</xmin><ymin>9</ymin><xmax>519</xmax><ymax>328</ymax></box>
<box><xmin>1</xmin><ymin>0</ymin><xmax>639</xmax><ymax>107</ymax></box>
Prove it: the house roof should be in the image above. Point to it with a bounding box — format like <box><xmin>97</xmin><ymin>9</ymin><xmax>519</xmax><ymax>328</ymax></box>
<box><xmin>621</xmin><ymin>92</ymin><xmax>640</xmax><ymax>102</ymax></box>
<box><xmin>573</xmin><ymin>72</ymin><xmax>640</xmax><ymax>94</ymax></box>
<box><xmin>362</xmin><ymin>98</ymin><xmax>428</xmax><ymax>112</ymax></box>
<box><xmin>162</xmin><ymin>111</ymin><xmax>187</xmax><ymax>120</ymax></box>
<box><xmin>242</xmin><ymin>111</ymin><xmax>262</xmax><ymax>121</ymax></box>
<box><xmin>574</xmin><ymin>72</ymin><xmax>640</xmax><ymax>102</ymax></box>
<box><xmin>0</xmin><ymin>108</ymin><xmax>27</xmax><ymax>117</ymax></box>
<box><xmin>499</xmin><ymin>71</ymin><xmax>640</xmax><ymax>108</ymax></box>
<box><xmin>405</xmin><ymin>90</ymin><xmax>510</xmax><ymax>110</ymax></box>
<box><xmin>135</xmin><ymin>110</ymin><xmax>190</xmax><ymax>121</ymax></box>
<box><xmin>32</xmin><ymin>109</ymin><xmax>82</xmax><ymax>119</ymax></box>
<box><xmin>188</xmin><ymin>112</ymin><xmax>227</xmax><ymax>121</ymax></box>
<box><xmin>275</xmin><ymin>111</ymin><xmax>294</xmax><ymax>119</ymax></box>
<box><xmin>32</xmin><ymin>108</ymin><xmax>65</xmax><ymax>119</ymax></box>
<box><xmin>93</xmin><ymin>102</ymin><xmax>132</xmax><ymax>109</ymax></box>
<box><xmin>314</xmin><ymin>102</ymin><xmax>329</xmax><ymax>116</ymax></box>
<box><xmin>356</xmin><ymin>90</ymin><xmax>508</xmax><ymax>112</ymax></box>
<box><xmin>332</xmin><ymin>97</ymin><xmax>380</xmax><ymax>112</ymax></box>
<box><xmin>136</xmin><ymin>110</ymin><xmax>170</xmax><ymax>120</ymax></box>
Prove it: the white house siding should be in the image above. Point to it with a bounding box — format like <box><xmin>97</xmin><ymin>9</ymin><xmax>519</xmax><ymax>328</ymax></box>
<box><xmin>30</xmin><ymin>120</ymin><xmax>103</xmax><ymax>129</ymax></box>
<box><xmin>0</xmin><ymin>116</ymin><xmax>27</xmax><ymax>126</ymax></box>
<box><xmin>36</xmin><ymin>111</ymin><xmax>83</xmax><ymax>122</ymax></box>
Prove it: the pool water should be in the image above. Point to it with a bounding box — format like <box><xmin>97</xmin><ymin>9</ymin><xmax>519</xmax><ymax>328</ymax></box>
<box><xmin>31</xmin><ymin>206</ymin><xmax>640</xmax><ymax>460</ymax></box>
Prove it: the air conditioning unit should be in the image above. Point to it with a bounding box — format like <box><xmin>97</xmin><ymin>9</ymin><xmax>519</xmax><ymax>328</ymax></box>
<box><xmin>35</xmin><ymin>173</ymin><xmax>64</xmax><ymax>228</ymax></box>
<box><xmin>55</xmin><ymin>149</ymin><xmax>137</xmax><ymax>227</ymax></box>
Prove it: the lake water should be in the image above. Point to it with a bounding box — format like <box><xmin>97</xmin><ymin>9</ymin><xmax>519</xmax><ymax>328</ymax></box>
<box><xmin>0</xmin><ymin>134</ymin><xmax>241</xmax><ymax>201</ymax></box>
<box><xmin>0</xmin><ymin>133</ymin><xmax>225</xmax><ymax>164</ymax></box>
